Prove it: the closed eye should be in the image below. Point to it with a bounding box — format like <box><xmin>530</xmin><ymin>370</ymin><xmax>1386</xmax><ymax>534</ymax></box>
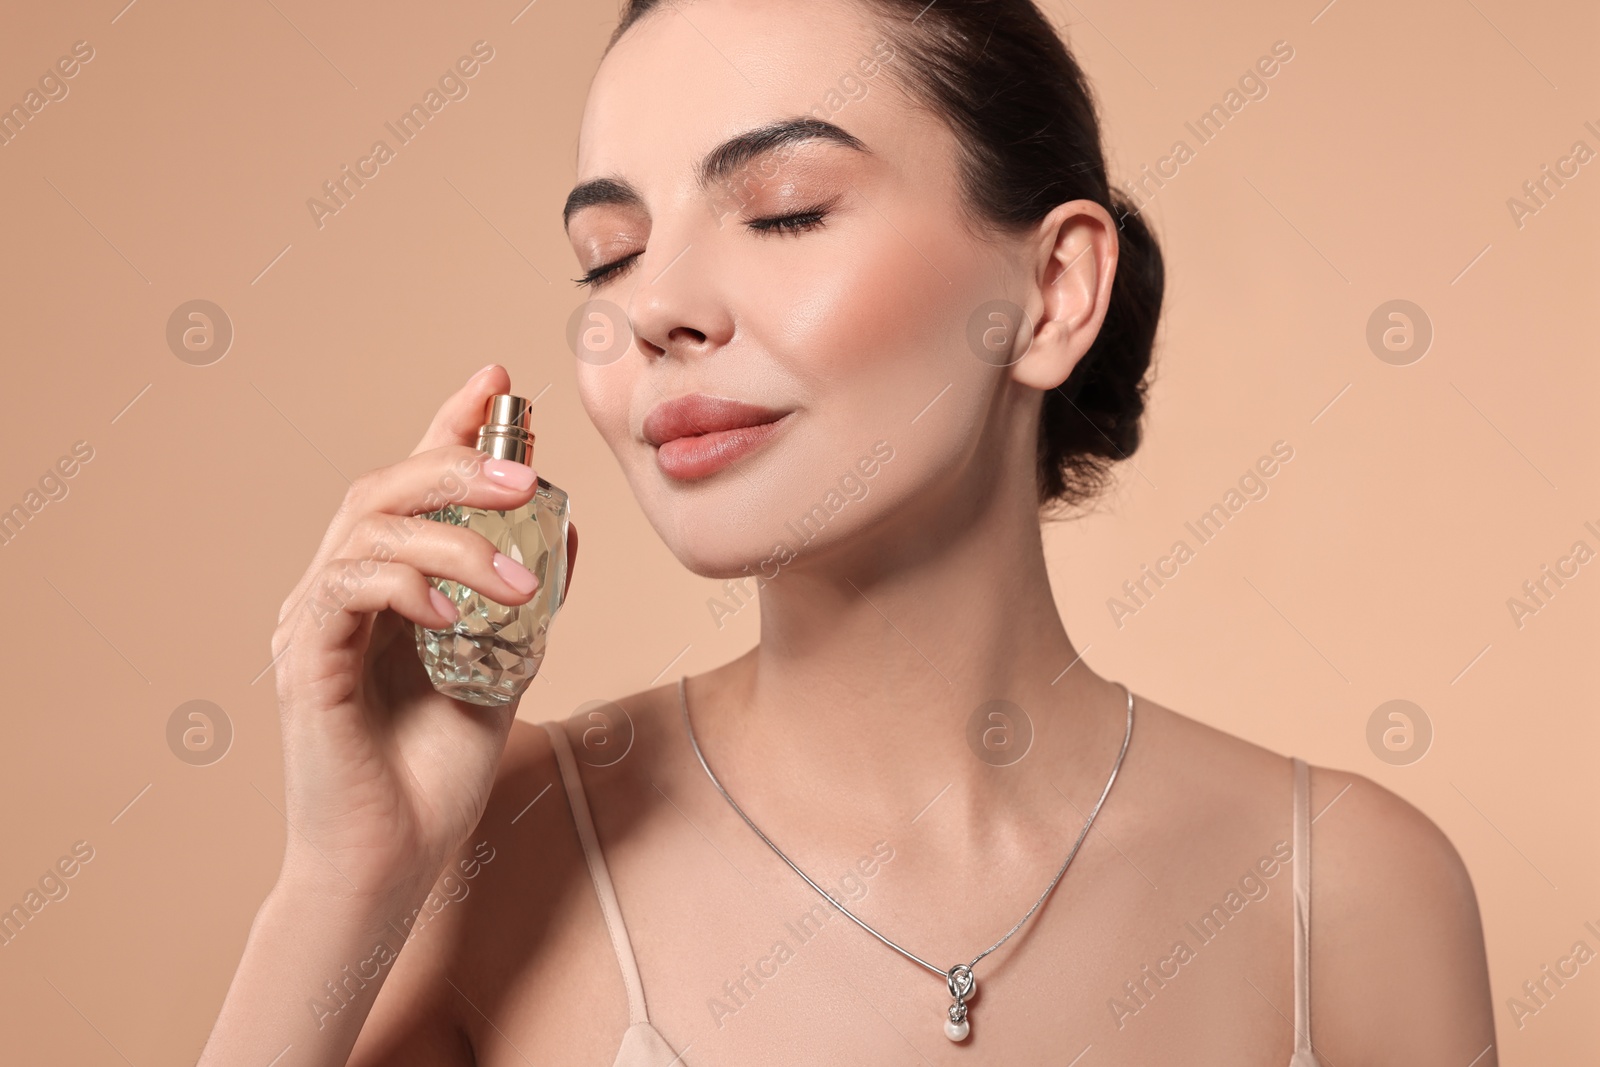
<box><xmin>572</xmin><ymin>202</ymin><xmax>838</xmax><ymax>289</ymax></box>
<box><xmin>746</xmin><ymin>206</ymin><xmax>832</xmax><ymax>236</ymax></box>
<box><xmin>573</xmin><ymin>252</ymin><xmax>640</xmax><ymax>289</ymax></box>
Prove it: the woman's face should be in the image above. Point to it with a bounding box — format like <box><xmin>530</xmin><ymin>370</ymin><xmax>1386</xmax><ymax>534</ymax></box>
<box><xmin>566</xmin><ymin>0</ymin><xmax>1039</xmax><ymax>578</ymax></box>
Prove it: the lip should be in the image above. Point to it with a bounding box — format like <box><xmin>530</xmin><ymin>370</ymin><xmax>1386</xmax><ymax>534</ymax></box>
<box><xmin>642</xmin><ymin>394</ymin><xmax>793</xmax><ymax>481</ymax></box>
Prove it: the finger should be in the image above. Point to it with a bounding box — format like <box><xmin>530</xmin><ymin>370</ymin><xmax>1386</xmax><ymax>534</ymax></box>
<box><xmin>280</xmin><ymin>558</ymin><xmax>457</xmax><ymax>655</ymax></box>
<box><xmin>350</xmin><ymin>444</ymin><xmax>539</xmax><ymax>520</ymax></box>
<box><xmin>410</xmin><ymin>363</ymin><xmax>513</xmax><ymax>457</ymax></box>
<box><xmin>278</xmin><ymin>445</ymin><xmax>537</xmax><ymax>625</ymax></box>
<box><xmin>563</xmin><ymin>521</ymin><xmax>578</xmax><ymax>604</ymax></box>
<box><xmin>341</xmin><ymin>511</ymin><xmax>543</xmax><ymax>608</ymax></box>
<box><xmin>276</xmin><ymin>363</ymin><xmax>508</xmax><ymax>625</ymax></box>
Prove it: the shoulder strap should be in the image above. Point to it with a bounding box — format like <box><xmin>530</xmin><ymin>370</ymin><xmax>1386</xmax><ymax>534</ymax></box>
<box><xmin>541</xmin><ymin>719</ymin><xmax>652</xmax><ymax>1027</ymax></box>
<box><xmin>1290</xmin><ymin>756</ymin><xmax>1315</xmax><ymax>1061</ymax></box>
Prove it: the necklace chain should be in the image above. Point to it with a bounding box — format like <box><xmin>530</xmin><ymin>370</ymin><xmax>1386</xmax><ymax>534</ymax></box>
<box><xmin>677</xmin><ymin>676</ymin><xmax>1136</xmax><ymax>983</ymax></box>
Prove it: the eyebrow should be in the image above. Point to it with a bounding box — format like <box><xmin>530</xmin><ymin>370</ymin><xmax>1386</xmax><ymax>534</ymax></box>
<box><xmin>562</xmin><ymin>117</ymin><xmax>869</xmax><ymax>230</ymax></box>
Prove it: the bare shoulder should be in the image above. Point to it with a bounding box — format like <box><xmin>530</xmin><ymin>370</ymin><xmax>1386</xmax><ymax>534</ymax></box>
<box><xmin>1118</xmin><ymin>693</ymin><xmax>1298</xmax><ymax>816</ymax></box>
<box><xmin>1304</xmin><ymin>763</ymin><xmax>1482</xmax><ymax>917</ymax></box>
<box><xmin>1127</xmin><ymin>696</ymin><xmax>1497</xmax><ymax>1063</ymax></box>
<box><xmin>1300</xmin><ymin>762</ymin><xmax>1498</xmax><ymax>1065</ymax></box>
<box><xmin>352</xmin><ymin>714</ymin><xmax>633</xmax><ymax>1065</ymax></box>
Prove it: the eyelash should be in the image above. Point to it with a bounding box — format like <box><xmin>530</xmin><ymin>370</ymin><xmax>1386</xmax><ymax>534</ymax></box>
<box><xmin>573</xmin><ymin>206</ymin><xmax>833</xmax><ymax>289</ymax></box>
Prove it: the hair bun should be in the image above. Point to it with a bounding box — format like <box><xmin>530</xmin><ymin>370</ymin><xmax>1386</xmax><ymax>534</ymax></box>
<box><xmin>1038</xmin><ymin>190</ymin><xmax>1164</xmax><ymax>509</ymax></box>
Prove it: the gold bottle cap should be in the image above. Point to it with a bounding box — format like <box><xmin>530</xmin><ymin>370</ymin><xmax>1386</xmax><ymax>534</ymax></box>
<box><xmin>477</xmin><ymin>394</ymin><xmax>534</xmax><ymax>464</ymax></box>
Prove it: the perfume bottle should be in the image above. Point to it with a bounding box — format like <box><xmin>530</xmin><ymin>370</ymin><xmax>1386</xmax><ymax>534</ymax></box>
<box><xmin>415</xmin><ymin>394</ymin><xmax>570</xmax><ymax>707</ymax></box>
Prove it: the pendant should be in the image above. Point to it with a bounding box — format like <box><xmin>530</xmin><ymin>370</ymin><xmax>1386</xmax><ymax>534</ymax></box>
<box><xmin>944</xmin><ymin>964</ymin><xmax>976</xmax><ymax>1041</ymax></box>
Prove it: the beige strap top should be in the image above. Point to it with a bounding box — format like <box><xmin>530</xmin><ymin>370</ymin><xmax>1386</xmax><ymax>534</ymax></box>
<box><xmin>542</xmin><ymin>720</ymin><xmax>685</xmax><ymax>1067</ymax></box>
<box><xmin>543</xmin><ymin>719</ymin><xmax>1321</xmax><ymax>1066</ymax></box>
<box><xmin>1289</xmin><ymin>755</ymin><xmax>1325</xmax><ymax>1067</ymax></box>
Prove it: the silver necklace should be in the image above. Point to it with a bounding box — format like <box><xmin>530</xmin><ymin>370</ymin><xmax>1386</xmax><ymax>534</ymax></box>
<box><xmin>677</xmin><ymin>676</ymin><xmax>1135</xmax><ymax>1042</ymax></box>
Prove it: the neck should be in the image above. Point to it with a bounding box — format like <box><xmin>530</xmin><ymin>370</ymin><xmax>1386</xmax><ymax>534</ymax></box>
<box><xmin>694</xmin><ymin>465</ymin><xmax>1120</xmax><ymax>831</ymax></box>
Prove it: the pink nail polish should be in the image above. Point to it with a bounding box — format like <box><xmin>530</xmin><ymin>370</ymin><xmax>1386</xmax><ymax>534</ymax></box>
<box><xmin>415</xmin><ymin>393</ymin><xmax>570</xmax><ymax>707</ymax></box>
<box><xmin>493</xmin><ymin>551</ymin><xmax>540</xmax><ymax>594</ymax></box>
<box><xmin>428</xmin><ymin>587</ymin><xmax>459</xmax><ymax>623</ymax></box>
<box><xmin>483</xmin><ymin>458</ymin><xmax>536</xmax><ymax>490</ymax></box>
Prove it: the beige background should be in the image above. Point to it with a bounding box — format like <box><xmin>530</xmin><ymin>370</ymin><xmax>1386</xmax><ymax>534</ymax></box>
<box><xmin>0</xmin><ymin>0</ymin><xmax>1594</xmax><ymax>1062</ymax></box>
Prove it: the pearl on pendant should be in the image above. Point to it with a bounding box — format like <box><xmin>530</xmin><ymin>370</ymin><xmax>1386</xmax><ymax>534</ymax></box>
<box><xmin>944</xmin><ymin>1018</ymin><xmax>970</xmax><ymax>1041</ymax></box>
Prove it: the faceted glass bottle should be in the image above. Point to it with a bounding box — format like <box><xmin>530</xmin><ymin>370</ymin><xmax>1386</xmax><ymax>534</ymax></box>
<box><xmin>415</xmin><ymin>394</ymin><xmax>570</xmax><ymax>707</ymax></box>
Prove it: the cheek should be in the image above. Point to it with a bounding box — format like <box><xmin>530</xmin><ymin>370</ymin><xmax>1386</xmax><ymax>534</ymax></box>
<box><xmin>575</xmin><ymin>362</ymin><xmax>633</xmax><ymax>453</ymax></box>
<box><xmin>734</xmin><ymin>216</ymin><xmax>1007</xmax><ymax>536</ymax></box>
<box><xmin>773</xmin><ymin>228</ymin><xmax>979</xmax><ymax>421</ymax></box>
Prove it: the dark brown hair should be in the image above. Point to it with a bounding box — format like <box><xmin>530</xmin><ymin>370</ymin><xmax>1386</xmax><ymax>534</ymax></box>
<box><xmin>608</xmin><ymin>0</ymin><xmax>1163</xmax><ymax>511</ymax></box>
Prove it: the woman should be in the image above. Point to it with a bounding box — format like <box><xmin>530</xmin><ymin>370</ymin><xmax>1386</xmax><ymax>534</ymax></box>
<box><xmin>201</xmin><ymin>0</ymin><xmax>1497</xmax><ymax>1063</ymax></box>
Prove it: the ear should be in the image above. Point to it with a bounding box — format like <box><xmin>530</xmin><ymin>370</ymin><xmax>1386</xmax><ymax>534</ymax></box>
<box><xmin>1009</xmin><ymin>199</ymin><xmax>1119</xmax><ymax>391</ymax></box>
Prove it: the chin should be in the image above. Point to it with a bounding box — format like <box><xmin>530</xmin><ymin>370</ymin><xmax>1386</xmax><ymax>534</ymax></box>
<box><xmin>607</xmin><ymin>411</ymin><xmax>910</xmax><ymax>579</ymax></box>
<box><xmin>663</xmin><ymin>534</ymin><xmax>775</xmax><ymax>581</ymax></box>
<box><xmin>632</xmin><ymin>480</ymin><xmax>861</xmax><ymax>585</ymax></box>
<box><xmin>639</xmin><ymin>485</ymin><xmax>824</xmax><ymax>581</ymax></box>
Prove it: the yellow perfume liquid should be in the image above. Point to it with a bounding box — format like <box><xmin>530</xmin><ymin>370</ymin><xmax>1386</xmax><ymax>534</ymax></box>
<box><xmin>415</xmin><ymin>394</ymin><xmax>570</xmax><ymax>707</ymax></box>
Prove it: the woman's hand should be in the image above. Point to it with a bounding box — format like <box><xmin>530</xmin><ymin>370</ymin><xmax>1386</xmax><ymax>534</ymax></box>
<box><xmin>267</xmin><ymin>363</ymin><xmax>578</xmax><ymax>908</ymax></box>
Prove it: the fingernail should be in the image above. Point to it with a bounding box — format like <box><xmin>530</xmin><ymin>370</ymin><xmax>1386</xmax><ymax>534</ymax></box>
<box><xmin>429</xmin><ymin>587</ymin><xmax>459</xmax><ymax>623</ymax></box>
<box><xmin>483</xmin><ymin>458</ymin><xmax>536</xmax><ymax>491</ymax></box>
<box><xmin>469</xmin><ymin>362</ymin><xmax>498</xmax><ymax>383</ymax></box>
<box><xmin>493</xmin><ymin>551</ymin><xmax>540</xmax><ymax>594</ymax></box>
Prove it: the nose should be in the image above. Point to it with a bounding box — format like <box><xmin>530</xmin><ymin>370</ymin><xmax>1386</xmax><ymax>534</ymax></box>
<box><xmin>626</xmin><ymin>242</ymin><xmax>734</xmax><ymax>361</ymax></box>
<box><xmin>640</xmin><ymin>323</ymin><xmax>708</xmax><ymax>358</ymax></box>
